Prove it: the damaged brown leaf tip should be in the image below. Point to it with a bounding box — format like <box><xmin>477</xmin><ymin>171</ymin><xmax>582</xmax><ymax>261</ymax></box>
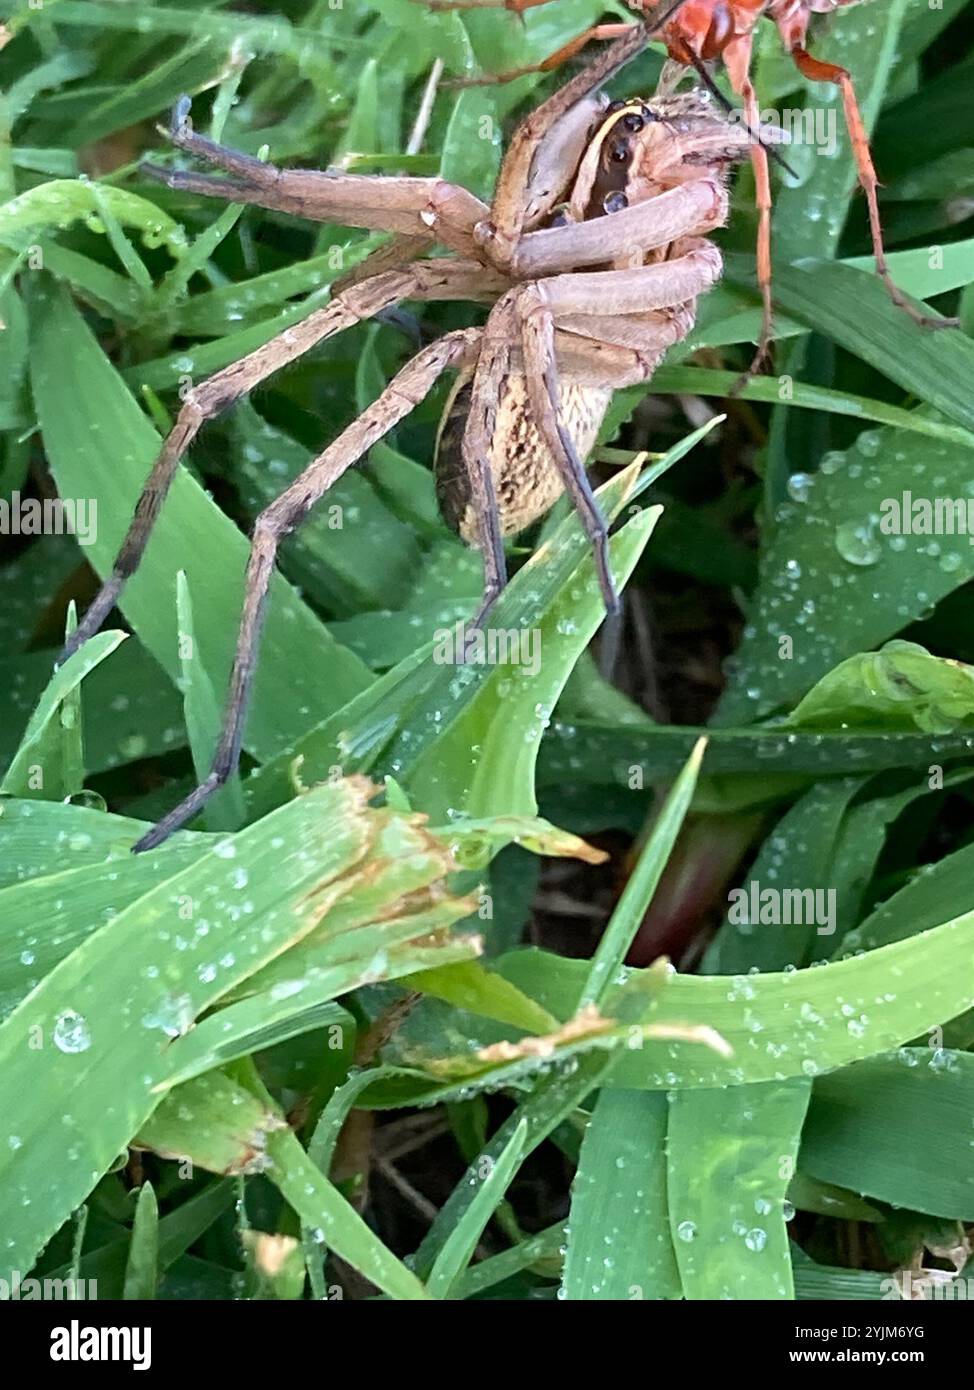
<box><xmin>243</xmin><ymin>1231</ymin><xmax>300</xmax><ymax>1277</ymax></box>
<box><xmin>475</xmin><ymin>1003</ymin><xmax>615</xmax><ymax>1064</ymax></box>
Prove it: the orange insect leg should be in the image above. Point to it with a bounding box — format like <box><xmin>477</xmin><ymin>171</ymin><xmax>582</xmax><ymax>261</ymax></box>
<box><xmin>741</xmin><ymin>77</ymin><xmax>775</xmax><ymax>381</ymax></box>
<box><xmin>454</xmin><ymin>23</ymin><xmax>636</xmax><ymax>86</ymax></box>
<box><xmin>791</xmin><ymin>46</ymin><xmax>958</xmax><ymax>330</ymax></box>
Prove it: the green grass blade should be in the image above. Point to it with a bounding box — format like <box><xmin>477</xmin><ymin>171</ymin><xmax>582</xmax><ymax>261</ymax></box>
<box><xmin>1</xmin><ymin>630</ymin><xmax>124</xmax><ymax>798</ymax></box>
<box><xmin>175</xmin><ymin>570</ymin><xmax>245</xmax><ymax>832</ymax></box>
<box><xmin>580</xmin><ymin>737</ymin><xmax>706</xmax><ymax>1008</ymax></box>
<box><xmin>756</xmin><ymin>260</ymin><xmax>974</xmax><ymax>436</ymax></box>
<box><xmin>801</xmin><ymin>1053</ymin><xmax>974</xmax><ymax>1219</ymax></box>
<box><xmin>716</xmin><ymin>419</ymin><xmax>974</xmax><ymax>723</ymax></box>
<box><xmin>426</xmin><ymin>1117</ymin><xmax>527</xmax><ymax>1298</ymax></box>
<box><xmin>562</xmin><ymin>1090</ymin><xmax>678</xmax><ymax>1301</ymax></box>
<box><xmin>667</xmin><ymin>1082</ymin><xmax>810</xmax><ymax>1299</ymax></box>
<box><xmin>0</xmin><ymin>779</ymin><xmax>467</xmax><ymax>1271</ymax></box>
<box><xmin>138</xmin><ymin>1066</ymin><xmax>428</xmax><ymax>1299</ymax></box>
<box><xmin>122</xmin><ymin>1183</ymin><xmax>159</xmax><ymax>1300</ymax></box>
<box><xmin>414</xmin><ymin>1051</ymin><xmax>618</xmax><ymax>1278</ymax></box>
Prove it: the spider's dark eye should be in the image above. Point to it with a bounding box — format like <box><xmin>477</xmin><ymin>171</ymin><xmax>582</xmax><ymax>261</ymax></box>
<box><xmin>622</xmin><ymin>111</ymin><xmax>644</xmax><ymax>133</ymax></box>
<box><xmin>603</xmin><ymin>190</ymin><xmax>629</xmax><ymax>214</ymax></box>
<box><xmin>641</xmin><ymin>105</ymin><xmax>660</xmax><ymax>124</ymax></box>
<box><xmin>609</xmin><ymin>139</ymin><xmax>630</xmax><ymax>163</ymax></box>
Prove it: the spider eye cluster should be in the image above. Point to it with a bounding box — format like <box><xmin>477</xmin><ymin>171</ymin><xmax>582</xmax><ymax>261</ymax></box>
<box><xmin>572</xmin><ymin>97</ymin><xmax>664</xmax><ymax>223</ymax></box>
<box><xmin>606</xmin><ymin>100</ymin><xmax>659</xmax><ymax>127</ymax></box>
<box><xmin>602</xmin><ymin>100</ymin><xmax>661</xmax><ymax>166</ymax></box>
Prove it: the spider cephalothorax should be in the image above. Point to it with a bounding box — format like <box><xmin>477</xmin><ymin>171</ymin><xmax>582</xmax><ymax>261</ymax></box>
<box><xmin>60</xmin><ymin>31</ymin><xmax>765</xmax><ymax>851</ymax></box>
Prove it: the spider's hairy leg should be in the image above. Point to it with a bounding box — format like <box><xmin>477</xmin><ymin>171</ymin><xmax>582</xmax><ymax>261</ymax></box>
<box><xmin>140</xmin><ymin>166</ymin><xmax>260</xmax><ymax>205</ymax></box>
<box><xmin>331</xmin><ymin>234</ymin><xmax>432</xmax><ymax>295</ymax></box>
<box><xmin>57</xmin><ymin>266</ymin><xmax>447</xmax><ymax>671</ymax></box>
<box><xmin>166</xmin><ymin>94</ymin><xmax>277</xmax><ymax>185</ymax></box>
<box><xmin>733</xmin><ymin>76</ymin><xmax>775</xmax><ymax>390</ymax></box>
<box><xmin>132</xmin><ymin>327</ymin><xmax>482</xmax><ymax>853</ymax></box>
<box><xmin>540</xmin><ymin>242</ymin><xmax>724</xmax><ymax>319</ymax></box>
<box><xmin>511</xmin><ymin>244</ymin><xmax>726</xmax><ymax>640</ymax></box>
<box><xmin>517</xmin><ymin>291</ymin><xmax>619</xmax><ymax>621</ymax></box>
<box><xmin>511</xmin><ymin>178</ymin><xmax>727</xmax><ymax>277</ymax></box>
<box><xmin>790</xmin><ymin>46</ymin><xmax>959</xmax><ymax>332</ymax></box>
<box><xmin>143</xmin><ymin>99</ymin><xmax>489</xmax><ymax>252</ymax></box>
<box><xmin>458</xmin><ymin>321</ymin><xmax>511</xmax><ymax>640</ymax></box>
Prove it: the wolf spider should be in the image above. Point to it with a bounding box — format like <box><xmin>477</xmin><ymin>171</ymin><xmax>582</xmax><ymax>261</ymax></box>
<box><xmin>61</xmin><ymin>29</ymin><xmax>765</xmax><ymax>852</ymax></box>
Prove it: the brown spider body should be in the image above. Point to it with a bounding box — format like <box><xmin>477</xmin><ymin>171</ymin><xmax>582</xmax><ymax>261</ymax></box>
<box><xmin>435</xmin><ymin>89</ymin><xmax>757</xmax><ymax>541</ymax></box>
<box><xmin>62</xmin><ymin>32</ymin><xmax>776</xmax><ymax>850</ymax></box>
<box><xmin>435</xmin><ymin>373</ymin><xmax>611</xmax><ymax>539</ymax></box>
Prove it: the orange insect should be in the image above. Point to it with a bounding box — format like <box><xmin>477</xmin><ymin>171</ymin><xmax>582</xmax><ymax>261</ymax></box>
<box><xmin>434</xmin><ymin>0</ymin><xmax>959</xmax><ymax>372</ymax></box>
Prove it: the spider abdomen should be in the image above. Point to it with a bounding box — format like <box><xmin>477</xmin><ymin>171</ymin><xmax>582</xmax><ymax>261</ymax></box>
<box><xmin>434</xmin><ymin>374</ymin><xmax>611</xmax><ymax>541</ymax></box>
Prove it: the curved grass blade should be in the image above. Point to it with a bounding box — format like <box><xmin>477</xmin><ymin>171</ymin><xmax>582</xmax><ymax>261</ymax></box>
<box><xmin>413</xmin><ymin>1051</ymin><xmax>619</xmax><ymax>1279</ymax></box>
<box><xmin>363</xmin><ymin>909</ymin><xmax>974</xmax><ymax>1105</ymax></box>
<box><xmin>426</xmin><ymin>1118</ymin><xmax>527</xmax><ymax>1299</ymax></box>
<box><xmin>754</xmin><ymin>261</ymin><xmax>974</xmax><ymax>435</ymax></box>
<box><xmin>645</xmin><ymin>366</ymin><xmax>974</xmax><ymax>450</ymax></box>
<box><xmin>801</xmin><ymin>1051</ymin><xmax>974</xmax><ymax>1219</ymax></box>
<box><xmin>137</xmin><ymin>1066</ymin><xmax>428</xmax><ymax>1300</ymax></box>
<box><xmin>0</xmin><ymin>778</ymin><xmax>470</xmax><ymax>1272</ymax></box>
<box><xmin>538</xmin><ymin>721</ymin><xmax>974</xmax><ymax>789</ymax></box>
<box><xmin>0</xmin><ymin>179</ymin><xmax>187</xmax><ymax>258</ymax></box>
<box><xmin>1</xmin><ymin>630</ymin><xmax>124</xmax><ymax>798</ymax></box>
<box><xmin>715</xmin><ymin>421</ymin><xmax>974</xmax><ymax>724</ymax></box>
<box><xmin>580</xmin><ymin>737</ymin><xmax>706</xmax><ymax>1008</ymax></box>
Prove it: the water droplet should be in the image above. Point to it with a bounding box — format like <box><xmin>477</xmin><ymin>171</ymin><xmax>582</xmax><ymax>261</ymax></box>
<box><xmin>676</xmin><ymin>1220</ymin><xmax>697</xmax><ymax>1243</ymax></box>
<box><xmin>835</xmin><ymin>520</ymin><xmax>881</xmax><ymax>567</ymax></box>
<box><xmin>142</xmin><ymin>993</ymin><xmax>194</xmax><ymax>1038</ymax></box>
<box><xmin>856</xmin><ymin>430</ymin><xmax>881</xmax><ymax>458</ymax></box>
<box><xmin>53</xmin><ymin>1010</ymin><xmax>91</xmax><ymax>1054</ymax></box>
<box><xmin>786</xmin><ymin>472</ymin><xmax>812</xmax><ymax>503</ymax></box>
